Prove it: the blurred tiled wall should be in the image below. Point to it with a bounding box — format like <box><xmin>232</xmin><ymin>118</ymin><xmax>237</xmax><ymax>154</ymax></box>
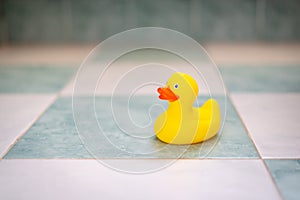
<box><xmin>0</xmin><ymin>0</ymin><xmax>299</xmax><ymax>44</ymax></box>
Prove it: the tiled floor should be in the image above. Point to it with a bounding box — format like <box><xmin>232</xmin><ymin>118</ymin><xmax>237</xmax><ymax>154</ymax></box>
<box><xmin>0</xmin><ymin>94</ymin><xmax>56</xmax><ymax>158</ymax></box>
<box><xmin>0</xmin><ymin>45</ymin><xmax>299</xmax><ymax>200</ymax></box>
<box><xmin>231</xmin><ymin>93</ymin><xmax>300</xmax><ymax>158</ymax></box>
<box><xmin>0</xmin><ymin>160</ymin><xmax>281</xmax><ymax>200</ymax></box>
<box><xmin>0</xmin><ymin>67</ymin><xmax>75</xmax><ymax>93</ymax></box>
<box><xmin>4</xmin><ymin>97</ymin><xmax>257</xmax><ymax>159</ymax></box>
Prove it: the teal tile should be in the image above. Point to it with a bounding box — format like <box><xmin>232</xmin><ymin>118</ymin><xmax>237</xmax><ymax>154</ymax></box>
<box><xmin>265</xmin><ymin>160</ymin><xmax>300</xmax><ymax>200</ymax></box>
<box><xmin>0</xmin><ymin>66</ymin><xmax>75</xmax><ymax>93</ymax></box>
<box><xmin>220</xmin><ymin>66</ymin><xmax>300</xmax><ymax>92</ymax></box>
<box><xmin>4</xmin><ymin>97</ymin><xmax>90</xmax><ymax>159</ymax></box>
<box><xmin>5</xmin><ymin>96</ymin><xmax>258</xmax><ymax>159</ymax></box>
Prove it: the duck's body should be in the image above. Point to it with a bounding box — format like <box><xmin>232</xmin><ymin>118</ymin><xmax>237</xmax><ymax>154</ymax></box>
<box><xmin>154</xmin><ymin>72</ymin><xmax>220</xmax><ymax>144</ymax></box>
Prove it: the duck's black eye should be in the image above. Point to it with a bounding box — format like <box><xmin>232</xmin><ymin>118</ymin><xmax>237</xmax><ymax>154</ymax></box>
<box><xmin>174</xmin><ymin>83</ymin><xmax>179</xmax><ymax>89</ymax></box>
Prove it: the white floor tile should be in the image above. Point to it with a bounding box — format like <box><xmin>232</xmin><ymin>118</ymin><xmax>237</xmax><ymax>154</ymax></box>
<box><xmin>0</xmin><ymin>159</ymin><xmax>280</xmax><ymax>200</ymax></box>
<box><xmin>0</xmin><ymin>95</ymin><xmax>56</xmax><ymax>158</ymax></box>
<box><xmin>61</xmin><ymin>63</ymin><xmax>225</xmax><ymax>96</ymax></box>
<box><xmin>231</xmin><ymin>93</ymin><xmax>300</xmax><ymax>158</ymax></box>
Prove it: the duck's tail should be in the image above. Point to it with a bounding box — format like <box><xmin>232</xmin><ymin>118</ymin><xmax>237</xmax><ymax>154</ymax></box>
<box><xmin>199</xmin><ymin>98</ymin><xmax>221</xmax><ymax>140</ymax></box>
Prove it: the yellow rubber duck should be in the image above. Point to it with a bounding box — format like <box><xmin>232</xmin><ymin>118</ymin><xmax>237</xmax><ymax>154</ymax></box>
<box><xmin>154</xmin><ymin>72</ymin><xmax>221</xmax><ymax>144</ymax></box>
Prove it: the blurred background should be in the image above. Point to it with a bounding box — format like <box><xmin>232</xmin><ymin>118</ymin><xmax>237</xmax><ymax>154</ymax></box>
<box><xmin>0</xmin><ymin>0</ymin><xmax>299</xmax><ymax>66</ymax></box>
<box><xmin>0</xmin><ymin>0</ymin><xmax>299</xmax><ymax>45</ymax></box>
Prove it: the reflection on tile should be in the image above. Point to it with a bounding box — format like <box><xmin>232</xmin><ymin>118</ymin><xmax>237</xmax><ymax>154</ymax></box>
<box><xmin>0</xmin><ymin>67</ymin><xmax>75</xmax><ymax>93</ymax></box>
<box><xmin>0</xmin><ymin>94</ymin><xmax>56</xmax><ymax>158</ymax></box>
<box><xmin>5</xmin><ymin>96</ymin><xmax>257</xmax><ymax>159</ymax></box>
<box><xmin>220</xmin><ymin>66</ymin><xmax>300</xmax><ymax>92</ymax></box>
<box><xmin>231</xmin><ymin>93</ymin><xmax>300</xmax><ymax>158</ymax></box>
<box><xmin>265</xmin><ymin>160</ymin><xmax>300</xmax><ymax>200</ymax></box>
<box><xmin>0</xmin><ymin>160</ymin><xmax>280</xmax><ymax>200</ymax></box>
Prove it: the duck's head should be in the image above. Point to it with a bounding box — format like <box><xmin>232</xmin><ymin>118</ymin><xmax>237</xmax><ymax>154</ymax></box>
<box><xmin>157</xmin><ymin>72</ymin><xmax>198</xmax><ymax>105</ymax></box>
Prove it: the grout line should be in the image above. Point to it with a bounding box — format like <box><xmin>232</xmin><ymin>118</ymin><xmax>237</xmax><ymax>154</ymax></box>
<box><xmin>228</xmin><ymin>93</ymin><xmax>263</xmax><ymax>159</ymax></box>
<box><xmin>3</xmin><ymin>156</ymin><xmax>299</xmax><ymax>161</ymax></box>
<box><xmin>58</xmin><ymin>73</ymin><xmax>76</xmax><ymax>97</ymax></box>
<box><xmin>0</xmin><ymin>94</ymin><xmax>59</xmax><ymax>160</ymax></box>
<box><xmin>262</xmin><ymin>157</ymin><xmax>300</xmax><ymax>160</ymax></box>
<box><xmin>228</xmin><ymin>93</ymin><xmax>284</xmax><ymax>200</ymax></box>
<box><xmin>261</xmin><ymin>159</ymin><xmax>285</xmax><ymax>200</ymax></box>
<box><xmin>2</xmin><ymin>158</ymin><xmax>262</xmax><ymax>161</ymax></box>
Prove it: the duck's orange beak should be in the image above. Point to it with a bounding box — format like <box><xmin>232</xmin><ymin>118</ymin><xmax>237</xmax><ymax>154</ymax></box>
<box><xmin>157</xmin><ymin>87</ymin><xmax>179</xmax><ymax>102</ymax></box>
